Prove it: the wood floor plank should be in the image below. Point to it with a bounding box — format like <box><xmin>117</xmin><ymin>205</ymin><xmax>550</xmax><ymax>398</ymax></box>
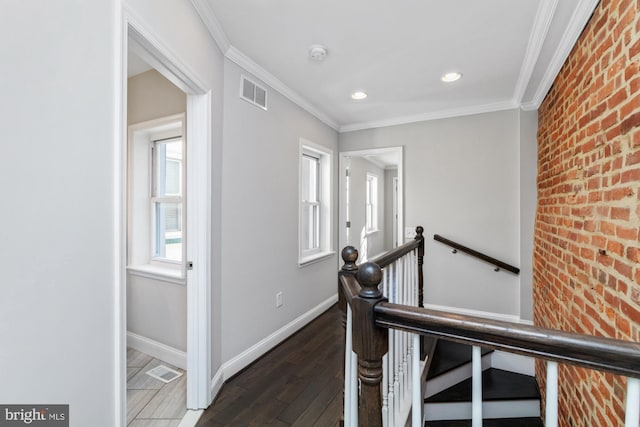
<box><xmin>137</xmin><ymin>375</ymin><xmax>187</xmax><ymax>419</ymax></box>
<box><xmin>197</xmin><ymin>304</ymin><xmax>344</xmax><ymax>427</ymax></box>
<box><xmin>127</xmin><ymin>389</ymin><xmax>159</xmax><ymax>424</ymax></box>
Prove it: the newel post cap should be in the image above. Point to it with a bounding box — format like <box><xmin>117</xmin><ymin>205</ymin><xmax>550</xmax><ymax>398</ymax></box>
<box><xmin>341</xmin><ymin>246</ymin><xmax>359</xmax><ymax>272</ymax></box>
<box><xmin>357</xmin><ymin>262</ymin><xmax>383</xmax><ymax>299</ymax></box>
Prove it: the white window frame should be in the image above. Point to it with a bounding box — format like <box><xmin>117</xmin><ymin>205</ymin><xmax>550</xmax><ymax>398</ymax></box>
<box><xmin>365</xmin><ymin>173</ymin><xmax>379</xmax><ymax>233</ymax></box>
<box><xmin>299</xmin><ymin>139</ymin><xmax>334</xmax><ymax>266</ymax></box>
<box><xmin>127</xmin><ymin>113</ymin><xmax>186</xmax><ymax>283</ymax></box>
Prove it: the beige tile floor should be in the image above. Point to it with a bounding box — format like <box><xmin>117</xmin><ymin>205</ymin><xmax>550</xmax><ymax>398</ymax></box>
<box><xmin>127</xmin><ymin>348</ymin><xmax>187</xmax><ymax>426</ymax></box>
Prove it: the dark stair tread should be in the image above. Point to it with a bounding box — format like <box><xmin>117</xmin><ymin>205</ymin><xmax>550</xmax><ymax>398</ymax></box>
<box><xmin>425</xmin><ymin>417</ymin><xmax>544</xmax><ymax>427</ymax></box>
<box><xmin>427</xmin><ymin>341</ymin><xmax>493</xmax><ymax>379</ymax></box>
<box><xmin>425</xmin><ymin>368</ymin><xmax>540</xmax><ymax>403</ymax></box>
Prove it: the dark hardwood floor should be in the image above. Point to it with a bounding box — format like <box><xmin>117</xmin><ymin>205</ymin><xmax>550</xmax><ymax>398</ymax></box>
<box><xmin>197</xmin><ymin>304</ymin><xmax>344</xmax><ymax>427</ymax></box>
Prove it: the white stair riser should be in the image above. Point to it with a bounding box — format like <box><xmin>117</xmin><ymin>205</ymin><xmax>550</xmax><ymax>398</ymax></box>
<box><xmin>424</xmin><ymin>354</ymin><xmax>491</xmax><ymax>398</ymax></box>
<box><xmin>424</xmin><ymin>400</ymin><xmax>541</xmax><ymax>421</ymax></box>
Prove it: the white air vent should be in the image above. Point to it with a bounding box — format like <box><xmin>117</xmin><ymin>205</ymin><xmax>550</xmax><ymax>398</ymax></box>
<box><xmin>240</xmin><ymin>75</ymin><xmax>268</xmax><ymax>110</ymax></box>
<box><xmin>146</xmin><ymin>365</ymin><xmax>183</xmax><ymax>383</ymax></box>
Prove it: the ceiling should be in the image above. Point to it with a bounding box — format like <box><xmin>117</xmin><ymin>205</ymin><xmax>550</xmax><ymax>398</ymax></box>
<box><xmin>193</xmin><ymin>0</ymin><xmax>598</xmax><ymax>132</ymax></box>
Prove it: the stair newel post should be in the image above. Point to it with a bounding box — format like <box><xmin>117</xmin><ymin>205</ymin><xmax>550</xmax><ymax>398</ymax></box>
<box><xmin>340</xmin><ymin>246</ymin><xmax>359</xmax><ymax>427</ymax></box>
<box><xmin>352</xmin><ymin>262</ymin><xmax>388</xmax><ymax>427</ymax></box>
<box><xmin>414</xmin><ymin>226</ymin><xmax>424</xmax><ymax>308</ymax></box>
<box><xmin>339</xmin><ymin>246</ymin><xmax>359</xmax><ymax>326</ymax></box>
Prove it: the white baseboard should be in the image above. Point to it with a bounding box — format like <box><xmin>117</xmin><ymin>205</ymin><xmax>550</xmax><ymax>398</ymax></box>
<box><xmin>209</xmin><ymin>293</ymin><xmax>338</xmax><ymax>399</ymax></box>
<box><xmin>177</xmin><ymin>410</ymin><xmax>203</xmax><ymax>427</ymax></box>
<box><xmin>127</xmin><ymin>331</ymin><xmax>187</xmax><ymax>370</ymax></box>
<box><xmin>423</xmin><ymin>303</ymin><xmax>522</xmax><ymax>323</ymax></box>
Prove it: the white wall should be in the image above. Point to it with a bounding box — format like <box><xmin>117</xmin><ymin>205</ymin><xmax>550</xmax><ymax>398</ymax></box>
<box><xmin>0</xmin><ymin>1</ymin><xmax>119</xmax><ymax>425</ymax></box>
<box><xmin>340</xmin><ymin>110</ymin><xmax>524</xmax><ymax>317</ymax></box>
<box><xmin>347</xmin><ymin>156</ymin><xmax>386</xmax><ymax>260</ymax></box>
<box><xmin>220</xmin><ymin>60</ymin><xmax>339</xmax><ymax>362</ymax></box>
<box><xmin>519</xmin><ymin>109</ymin><xmax>538</xmax><ymax>321</ymax></box>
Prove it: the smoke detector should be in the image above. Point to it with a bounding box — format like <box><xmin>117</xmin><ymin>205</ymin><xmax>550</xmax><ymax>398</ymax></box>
<box><xmin>308</xmin><ymin>45</ymin><xmax>328</xmax><ymax>62</ymax></box>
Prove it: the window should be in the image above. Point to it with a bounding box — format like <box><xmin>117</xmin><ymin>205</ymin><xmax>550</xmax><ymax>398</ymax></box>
<box><xmin>299</xmin><ymin>140</ymin><xmax>333</xmax><ymax>265</ymax></box>
<box><xmin>127</xmin><ymin>114</ymin><xmax>186</xmax><ymax>282</ymax></box>
<box><xmin>365</xmin><ymin>173</ymin><xmax>378</xmax><ymax>233</ymax></box>
<box><xmin>152</xmin><ymin>137</ymin><xmax>183</xmax><ymax>262</ymax></box>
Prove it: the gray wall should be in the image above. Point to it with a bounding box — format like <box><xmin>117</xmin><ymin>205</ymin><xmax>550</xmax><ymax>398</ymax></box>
<box><xmin>127</xmin><ymin>69</ymin><xmax>187</xmax><ymax>351</ymax></box>
<box><xmin>220</xmin><ymin>60</ymin><xmax>339</xmax><ymax>362</ymax></box>
<box><xmin>340</xmin><ymin>109</ymin><xmax>532</xmax><ymax>318</ymax></box>
<box><xmin>519</xmin><ymin>109</ymin><xmax>538</xmax><ymax>321</ymax></box>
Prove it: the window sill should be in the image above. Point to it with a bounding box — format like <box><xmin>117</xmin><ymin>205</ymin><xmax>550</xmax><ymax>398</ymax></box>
<box><xmin>127</xmin><ymin>264</ymin><xmax>186</xmax><ymax>285</ymax></box>
<box><xmin>298</xmin><ymin>251</ymin><xmax>336</xmax><ymax>268</ymax></box>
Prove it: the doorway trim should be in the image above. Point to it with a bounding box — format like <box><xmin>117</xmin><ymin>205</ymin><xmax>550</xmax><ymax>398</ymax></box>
<box><xmin>116</xmin><ymin>7</ymin><xmax>213</xmax><ymax>425</ymax></box>
<box><xmin>338</xmin><ymin>146</ymin><xmax>404</xmax><ymax>262</ymax></box>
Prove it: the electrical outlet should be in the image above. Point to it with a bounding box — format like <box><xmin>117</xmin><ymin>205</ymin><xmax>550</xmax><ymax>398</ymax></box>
<box><xmin>276</xmin><ymin>292</ymin><xmax>283</xmax><ymax>308</ymax></box>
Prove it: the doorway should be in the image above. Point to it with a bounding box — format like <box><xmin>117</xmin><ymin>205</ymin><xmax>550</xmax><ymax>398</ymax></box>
<box><xmin>117</xmin><ymin>17</ymin><xmax>213</xmax><ymax>426</ymax></box>
<box><xmin>339</xmin><ymin>147</ymin><xmax>403</xmax><ymax>262</ymax></box>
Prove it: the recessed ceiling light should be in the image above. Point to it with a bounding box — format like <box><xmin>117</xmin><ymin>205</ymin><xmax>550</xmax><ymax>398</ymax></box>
<box><xmin>441</xmin><ymin>72</ymin><xmax>462</xmax><ymax>83</ymax></box>
<box><xmin>351</xmin><ymin>91</ymin><xmax>368</xmax><ymax>100</ymax></box>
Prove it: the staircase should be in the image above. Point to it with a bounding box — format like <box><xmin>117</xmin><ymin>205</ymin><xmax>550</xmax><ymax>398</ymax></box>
<box><xmin>424</xmin><ymin>340</ymin><xmax>543</xmax><ymax>427</ymax></box>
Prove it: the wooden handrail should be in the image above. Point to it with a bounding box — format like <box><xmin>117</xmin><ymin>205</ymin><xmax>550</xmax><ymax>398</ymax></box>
<box><xmin>433</xmin><ymin>234</ymin><xmax>520</xmax><ymax>274</ymax></box>
<box><xmin>374</xmin><ymin>300</ymin><xmax>640</xmax><ymax>379</ymax></box>
<box><xmin>370</xmin><ymin>226</ymin><xmax>424</xmax><ymax>269</ymax></box>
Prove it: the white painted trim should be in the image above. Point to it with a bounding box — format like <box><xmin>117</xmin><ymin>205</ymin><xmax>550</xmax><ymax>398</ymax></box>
<box><xmin>125</xmin><ymin>4</ymin><xmax>208</xmax><ymax>95</ymax></box>
<box><xmin>422</xmin><ymin>303</ymin><xmax>522</xmax><ymax>324</ymax></box>
<box><xmin>114</xmin><ymin>3</ymin><xmax>127</xmax><ymax>427</ymax></box>
<box><xmin>226</xmin><ymin>47</ymin><xmax>339</xmax><ymax>130</ymax></box>
<box><xmin>340</xmin><ymin>101</ymin><xmax>517</xmax><ymax>133</ymax></box>
<box><xmin>489</xmin><ymin>351</ymin><xmax>535</xmax><ymax>376</ymax></box>
<box><xmin>424</xmin><ymin>400</ymin><xmax>540</xmax><ymax>421</ymax></box>
<box><xmin>185</xmin><ymin>91</ymin><xmax>213</xmax><ymax>409</ymax></box>
<box><xmin>512</xmin><ymin>0</ymin><xmax>559</xmax><ymax>104</ymax></box>
<box><xmin>127</xmin><ymin>331</ymin><xmax>187</xmax><ymax>370</ymax></box>
<box><xmin>209</xmin><ymin>294</ymin><xmax>338</xmax><ymax>394</ymax></box>
<box><xmin>177</xmin><ymin>410</ymin><xmax>204</xmax><ymax>427</ymax></box>
<box><xmin>522</xmin><ymin>0</ymin><xmax>599</xmax><ymax>109</ymax></box>
<box><xmin>189</xmin><ymin>0</ymin><xmax>231</xmax><ymax>54</ymax></box>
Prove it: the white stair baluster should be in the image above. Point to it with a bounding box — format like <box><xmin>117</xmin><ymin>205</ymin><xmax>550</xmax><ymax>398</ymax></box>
<box><xmin>412</xmin><ymin>333</ymin><xmax>421</xmax><ymax>427</ymax></box>
<box><xmin>626</xmin><ymin>377</ymin><xmax>640</xmax><ymax>427</ymax></box>
<box><xmin>344</xmin><ymin>305</ymin><xmax>353</xmax><ymax>427</ymax></box>
<box><xmin>472</xmin><ymin>345</ymin><xmax>482</xmax><ymax>427</ymax></box>
<box><xmin>546</xmin><ymin>361</ymin><xmax>558</xmax><ymax>427</ymax></box>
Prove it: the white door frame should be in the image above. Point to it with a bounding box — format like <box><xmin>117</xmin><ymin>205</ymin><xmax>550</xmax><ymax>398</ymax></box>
<box><xmin>338</xmin><ymin>147</ymin><xmax>404</xmax><ymax>263</ymax></box>
<box><xmin>115</xmin><ymin>9</ymin><xmax>212</xmax><ymax>425</ymax></box>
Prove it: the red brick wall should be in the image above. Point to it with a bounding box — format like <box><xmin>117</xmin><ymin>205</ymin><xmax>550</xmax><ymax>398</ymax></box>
<box><xmin>534</xmin><ymin>0</ymin><xmax>640</xmax><ymax>425</ymax></box>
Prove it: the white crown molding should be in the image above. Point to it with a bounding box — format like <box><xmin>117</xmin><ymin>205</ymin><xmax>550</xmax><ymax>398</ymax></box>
<box><xmin>512</xmin><ymin>0</ymin><xmax>559</xmax><ymax>104</ymax></box>
<box><xmin>190</xmin><ymin>0</ymin><xmax>231</xmax><ymax>54</ymax></box>
<box><xmin>524</xmin><ymin>0</ymin><xmax>600</xmax><ymax>109</ymax></box>
<box><xmin>340</xmin><ymin>100</ymin><xmax>518</xmax><ymax>133</ymax></box>
<box><xmin>226</xmin><ymin>46</ymin><xmax>340</xmax><ymax>130</ymax></box>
